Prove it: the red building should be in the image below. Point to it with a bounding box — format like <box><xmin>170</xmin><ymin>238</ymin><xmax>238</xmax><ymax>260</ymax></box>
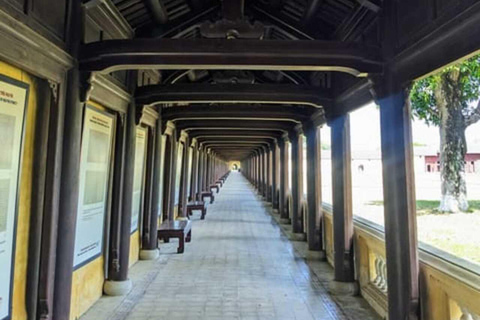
<box><xmin>425</xmin><ymin>153</ymin><xmax>480</xmax><ymax>173</ymax></box>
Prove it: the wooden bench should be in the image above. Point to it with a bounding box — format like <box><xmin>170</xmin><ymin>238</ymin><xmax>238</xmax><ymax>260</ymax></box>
<box><xmin>187</xmin><ymin>201</ymin><xmax>207</xmax><ymax>220</ymax></box>
<box><xmin>201</xmin><ymin>191</ymin><xmax>215</xmax><ymax>204</ymax></box>
<box><xmin>210</xmin><ymin>184</ymin><xmax>220</xmax><ymax>194</ymax></box>
<box><xmin>215</xmin><ymin>180</ymin><xmax>223</xmax><ymax>187</ymax></box>
<box><xmin>157</xmin><ymin>220</ymin><xmax>192</xmax><ymax>253</ymax></box>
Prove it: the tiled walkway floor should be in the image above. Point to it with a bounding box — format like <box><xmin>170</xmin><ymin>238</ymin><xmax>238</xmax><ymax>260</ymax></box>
<box><xmin>81</xmin><ymin>172</ymin><xmax>379</xmax><ymax>320</ymax></box>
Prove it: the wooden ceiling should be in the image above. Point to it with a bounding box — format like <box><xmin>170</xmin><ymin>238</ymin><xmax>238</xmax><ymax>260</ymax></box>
<box><xmin>106</xmin><ymin>0</ymin><xmax>381</xmax><ymax>161</ymax></box>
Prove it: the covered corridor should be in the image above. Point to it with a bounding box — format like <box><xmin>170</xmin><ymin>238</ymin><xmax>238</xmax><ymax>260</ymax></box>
<box><xmin>81</xmin><ymin>172</ymin><xmax>378</xmax><ymax>320</ymax></box>
<box><xmin>1</xmin><ymin>0</ymin><xmax>480</xmax><ymax>320</ymax></box>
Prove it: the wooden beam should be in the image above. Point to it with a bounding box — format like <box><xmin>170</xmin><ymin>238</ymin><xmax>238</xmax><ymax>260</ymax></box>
<box><xmin>138</xmin><ymin>84</ymin><xmax>331</xmax><ymax>108</ymax></box>
<box><xmin>161</xmin><ymin>104</ymin><xmax>315</xmax><ymax>122</ymax></box>
<box><xmin>79</xmin><ymin>38</ymin><xmax>383</xmax><ymax>76</ymax></box>
<box><xmin>175</xmin><ymin>119</ymin><xmax>295</xmax><ymax>132</ymax></box>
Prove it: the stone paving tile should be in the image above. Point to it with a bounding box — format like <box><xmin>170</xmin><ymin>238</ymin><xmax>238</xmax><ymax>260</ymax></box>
<box><xmin>81</xmin><ymin>172</ymin><xmax>379</xmax><ymax>320</ymax></box>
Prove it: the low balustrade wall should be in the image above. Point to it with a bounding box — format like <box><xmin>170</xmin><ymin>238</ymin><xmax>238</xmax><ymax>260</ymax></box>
<box><xmin>322</xmin><ymin>207</ymin><xmax>480</xmax><ymax>320</ymax></box>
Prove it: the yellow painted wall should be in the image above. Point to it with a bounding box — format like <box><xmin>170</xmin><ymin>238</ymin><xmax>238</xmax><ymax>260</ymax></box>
<box><xmin>129</xmin><ymin>231</ymin><xmax>140</xmax><ymax>267</ymax></box>
<box><xmin>1</xmin><ymin>60</ymin><xmax>38</xmax><ymax>320</ymax></box>
<box><xmin>70</xmin><ymin>257</ymin><xmax>104</xmax><ymax>320</ymax></box>
<box><xmin>70</xmin><ymin>100</ymin><xmax>110</xmax><ymax>320</ymax></box>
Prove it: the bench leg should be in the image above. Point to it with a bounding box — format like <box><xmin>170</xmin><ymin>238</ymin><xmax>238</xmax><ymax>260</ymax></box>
<box><xmin>178</xmin><ymin>236</ymin><xmax>185</xmax><ymax>254</ymax></box>
<box><xmin>210</xmin><ymin>196</ymin><xmax>214</xmax><ymax>204</ymax></box>
<box><xmin>164</xmin><ymin>237</ymin><xmax>169</xmax><ymax>243</ymax></box>
<box><xmin>186</xmin><ymin>230</ymin><xmax>191</xmax><ymax>242</ymax></box>
<box><xmin>201</xmin><ymin>208</ymin><xmax>206</xmax><ymax>220</ymax></box>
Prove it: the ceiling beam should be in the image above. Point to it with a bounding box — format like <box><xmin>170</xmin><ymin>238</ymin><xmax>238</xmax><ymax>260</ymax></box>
<box><xmin>161</xmin><ymin>104</ymin><xmax>314</xmax><ymax>122</ymax></box>
<box><xmin>79</xmin><ymin>38</ymin><xmax>383</xmax><ymax>76</ymax></box>
<box><xmin>144</xmin><ymin>0</ymin><xmax>168</xmax><ymax>24</ymax></box>
<box><xmin>174</xmin><ymin>119</ymin><xmax>295</xmax><ymax>132</ymax></box>
<box><xmin>137</xmin><ymin>83</ymin><xmax>331</xmax><ymax>108</ymax></box>
<box><xmin>188</xmin><ymin>129</ymin><xmax>283</xmax><ymax>138</ymax></box>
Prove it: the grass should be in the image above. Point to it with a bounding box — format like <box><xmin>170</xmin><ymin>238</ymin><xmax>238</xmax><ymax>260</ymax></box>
<box><xmin>368</xmin><ymin>200</ymin><xmax>480</xmax><ymax>215</ymax></box>
<box><xmin>366</xmin><ymin>199</ymin><xmax>480</xmax><ymax>264</ymax></box>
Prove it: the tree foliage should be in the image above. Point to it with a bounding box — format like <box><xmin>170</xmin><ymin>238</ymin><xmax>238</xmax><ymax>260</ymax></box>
<box><xmin>410</xmin><ymin>54</ymin><xmax>480</xmax><ymax>127</ymax></box>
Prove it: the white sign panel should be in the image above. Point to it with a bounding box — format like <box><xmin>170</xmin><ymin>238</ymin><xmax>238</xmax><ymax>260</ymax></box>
<box><xmin>131</xmin><ymin>127</ymin><xmax>147</xmax><ymax>233</ymax></box>
<box><xmin>0</xmin><ymin>76</ymin><xmax>28</xmax><ymax>320</ymax></box>
<box><xmin>73</xmin><ymin>106</ymin><xmax>114</xmax><ymax>268</ymax></box>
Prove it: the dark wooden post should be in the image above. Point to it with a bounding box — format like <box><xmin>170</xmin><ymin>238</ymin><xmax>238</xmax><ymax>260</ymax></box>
<box><xmin>266</xmin><ymin>147</ymin><xmax>272</xmax><ymax>202</ymax></box>
<box><xmin>271</xmin><ymin>143</ymin><xmax>278</xmax><ymax>209</ymax></box>
<box><xmin>53</xmin><ymin>1</ymin><xmax>84</xmax><ymax>318</ymax></box>
<box><xmin>290</xmin><ymin>127</ymin><xmax>304</xmax><ymax>237</ymax></box>
<box><xmin>378</xmin><ymin>80</ymin><xmax>419</xmax><ymax>319</ymax></box>
<box><xmin>197</xmin><ymin>147</ymin><xmax>204</xmax><ymax>199</ymax></box>
<box><xmin>168</xmin><ymin>127</ymin><xmax>178</xmax><ymax>221</ymax></box>
<box><xmin>190</xmin><ymin>139</ymin><xmax>198</xmax><ymax>201</ymax></box>
<box><xmin>140</xmin><ymin>117</ymin><xmax>162</xmax><ymax>260</ymax></box>
<box><xmin>179</xmin><ymin>133</ymin><xmax>189</xmax><ymax>219</ymax></box>
<box><xmin>328</xmin><ymin>114</ymin><xmax>357</xmax><ymax>295</ymax></box>
<box><xmin>259</xmin><ymin>148</ymin><xmax>266</xmax><ymax>198</ymax></box>
<box><xmin>306</xmin><ymin>124</ymin><xmax>324</xmax><ymax>258</ymax></box>
<box><xmin>279</xmin><ymin>136</ymin><xmax>290</xmax><ymax>224</ymax></box>
<box><xmin>203</xmin><ymin>151</ymin><xmax>208</xmax><ymax>191</ymax></box>
<box><xmin>254</xmin><ymin>153</ymin><xmax>258</xmax><ymax>188</ymax></box>
<box><xmin>104</xmin><ymin>72</ymin><xmax>137</xmax><ymax>295</ymax></box>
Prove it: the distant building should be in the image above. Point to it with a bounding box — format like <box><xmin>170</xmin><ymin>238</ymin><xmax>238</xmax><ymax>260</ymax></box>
<box><xmin>424</xmin><ymin>153</ymin><xmax>480</xmax><ymax>173</ymax></box>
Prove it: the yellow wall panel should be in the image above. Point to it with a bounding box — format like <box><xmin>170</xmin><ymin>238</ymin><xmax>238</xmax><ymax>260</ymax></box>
<box><xmin>70</xmin><ymin>257</ymin><xmax>105</xmax><ymax>320</ymax></box>
<box><xmin>129</xmin><ymin>231</ymin><xmax>140</xmax><ymax>267</ymax></box>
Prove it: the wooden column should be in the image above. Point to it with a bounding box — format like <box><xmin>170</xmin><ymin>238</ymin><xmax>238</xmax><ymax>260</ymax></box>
<box><xmin>279</xmin><ymin>137</ymin><xmax>290</xmax><ymax>223</ymax></box>
<box><xmin>199</xmin><ymin>148</ymin><xmax>205</xmax><ymax>196</ymax></box>
<box><xmin>306</xmin><ymin>124</ymin><xmax>324</xmax><ymax>254</ymax></box>
<box><xmin>290</xmin><ymin>128</ymin><xmax>304</xmax><ymax>235</ymax></box>
<box><xmin>271</xmin><ymin>143</ymin><xmax>278</xmax><ymax>209</ymax></box>
<box><xmin>53</xmin><ymin>1</ymin><xmax>83</xmax><ymax>318</ymax></box>
<box><xmin>107</xmin><ymin>75</ymin><xmax>137</xmax><ymax>293</ymax></box>
<box><xmin>263</xmin><ymin>149</ymin><xmax>268</xmax><ymax>198</ymax></box>
<box><xmin>179</xmin><ymin>134</ymin><xmax>189</xmax><ymax>219</ymax></box>
<box><xmin>378</xmin><ymin>82</ymin><xmax>419</xmax><ymax>319</ymax></box>
<box><xmin>266</xmin><ymin>147</ymin><xmax>272</xmax><ymax>202</ymax></box>
<box><xmin>203</xmin><ymin>150</ymin><xmax>208</xmax><ymax>191</ymax></box>
<box><xmin>190</xmin><ymin>140</ymin><xmax>198</xmax><ymax>201</ymax></box>
<box><xmin>167</xmin><ymin>126</ymin><xmax>178</xmax><ymax>221</ymax></box>
<box><xmin>141</xmin><ymin>117</ymin><xmax>162</xmax><ymax>258</ymax></box>
<box><xmin>260</xmin><ymin>149</ymin><xmax>265</xmax><ymax>197</ymax></box>
<box><xmin>329</xmin><ymin>114</ymin><xmax>357</xmax><ymax>295</ymax></box>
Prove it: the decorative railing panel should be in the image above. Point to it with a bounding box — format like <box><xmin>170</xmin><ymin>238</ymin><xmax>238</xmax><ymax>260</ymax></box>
<box><xmin>322</xmin><ymin>205</ymin><xmax>480</xmax><ymax>320</ymax></box>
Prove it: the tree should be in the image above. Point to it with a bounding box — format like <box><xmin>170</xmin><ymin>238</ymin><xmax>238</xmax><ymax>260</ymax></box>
<box><xmin>410</xmin><ymin>54</ymin><xmax>480</xmax><ymax>213</ymax></box>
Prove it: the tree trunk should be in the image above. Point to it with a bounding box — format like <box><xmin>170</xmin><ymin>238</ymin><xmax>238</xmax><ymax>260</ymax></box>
<box><xmin>436</xmin><ymin>73</ymin><xmax>469</xmax><ymax>213</ymax></box>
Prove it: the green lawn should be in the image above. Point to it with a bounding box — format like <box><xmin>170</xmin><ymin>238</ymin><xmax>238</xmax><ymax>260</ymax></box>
<box><xmin>367</xmin><ymin>199</ymin><xmax>480</xmax><ymax>264</ymax></box>
<box><xmin>368</xmin><ymin>200</ymin><xmax>480</xmax><ymax>215</ymax></box>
